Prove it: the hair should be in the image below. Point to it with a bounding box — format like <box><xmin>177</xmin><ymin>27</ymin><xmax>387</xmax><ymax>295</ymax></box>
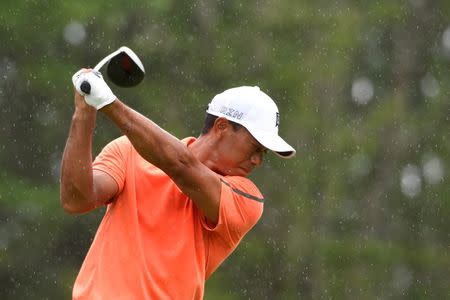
<box><xmin>201</xmin><ymin>114</ymin><xmax>242</xmax><ymax>135</ymax></box>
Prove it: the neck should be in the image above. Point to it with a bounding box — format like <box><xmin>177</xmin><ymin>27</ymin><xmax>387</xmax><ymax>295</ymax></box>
<box><xmin>190</xmin><ymin>134</ymin><xmax>220</xmax><ymax>172</ymax></box>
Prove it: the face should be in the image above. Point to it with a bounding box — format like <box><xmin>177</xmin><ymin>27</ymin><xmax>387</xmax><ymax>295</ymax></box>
<box><xmin>213</xmin><ymin>121</ymin><xmax>268</xmax><ymax>177</ymax></box>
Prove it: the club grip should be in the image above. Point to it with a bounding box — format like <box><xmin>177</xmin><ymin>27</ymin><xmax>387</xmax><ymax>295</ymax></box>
<box><xmin>80</xmin><ymin>81</ymin><xmax>91</xmax><ymax>94</ymax></box>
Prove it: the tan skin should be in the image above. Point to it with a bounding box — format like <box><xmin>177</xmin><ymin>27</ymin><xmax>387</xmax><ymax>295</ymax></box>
<box><xmin>60</xmin><ymin>88</ymin><xmax>267</xmax><ymax>224</ymax></box>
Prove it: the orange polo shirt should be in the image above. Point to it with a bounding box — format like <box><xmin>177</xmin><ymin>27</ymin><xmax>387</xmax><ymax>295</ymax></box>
<box><xmin>72</xmin><ymin>136</ymin><xmax>264</xmax><ymax>300</ymax></box>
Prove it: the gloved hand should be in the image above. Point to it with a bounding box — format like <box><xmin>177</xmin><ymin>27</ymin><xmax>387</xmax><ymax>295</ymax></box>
<box><xmin>72</xmin><ymin>69</ymin><xmax>117</xmax><ymax>110</ymax></box>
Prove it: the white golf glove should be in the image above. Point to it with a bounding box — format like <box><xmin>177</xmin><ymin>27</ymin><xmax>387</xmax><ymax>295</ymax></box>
<box><xmin>72</xmin><ymin>69</ymin><xmax>117</xmax><ymax>110</ymax></box>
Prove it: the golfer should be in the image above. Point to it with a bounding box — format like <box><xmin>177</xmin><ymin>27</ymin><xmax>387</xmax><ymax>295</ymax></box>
<box><xmin>61</xmin><ymin>69</ymin><xmax>295</xmax><ymax>299</ymax></box>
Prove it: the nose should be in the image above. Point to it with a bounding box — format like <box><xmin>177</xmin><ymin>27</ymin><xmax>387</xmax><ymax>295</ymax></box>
<box><xmin>250</xmin><ymin>152</ymin><xmax>263</xmax><ymax>167</ymax></box>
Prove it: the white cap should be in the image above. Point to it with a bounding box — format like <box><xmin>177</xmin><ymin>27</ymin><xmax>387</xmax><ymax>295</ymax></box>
<box><xmin>206</xmin><ymin>86</ymin><xmax>296</xmax><ymax>158</ymax></box>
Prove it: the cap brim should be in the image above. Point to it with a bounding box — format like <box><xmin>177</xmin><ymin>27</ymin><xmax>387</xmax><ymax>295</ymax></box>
<box><xmin>247</xmin><ymin>127</ymin><xmax>296</xmax><ymax>159</ymax></box>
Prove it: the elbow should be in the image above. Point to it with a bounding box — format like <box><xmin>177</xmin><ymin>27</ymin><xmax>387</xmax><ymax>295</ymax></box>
<box><xmin>60</xmin><ymin>190</ymin><xmax>93</xmax><ymax>215</ymax></box>
<box><xmin>60</xmin><ymin>198</ymin><xmax>79</xmax><ymax>214</ymax></box>
<box><xmin>168</xmin><ymin>147</ymin><xmax>197</xmax><ymax>177</ymax></box>
<box><xmin>160</xmin><ymin>144</ymin><xmax>196</xmax><ymax>177</ymax></box>
<box><xmin>60</xmin><ymin>195</ymin><xmax>80</xmax><ymax>214</ymax></box>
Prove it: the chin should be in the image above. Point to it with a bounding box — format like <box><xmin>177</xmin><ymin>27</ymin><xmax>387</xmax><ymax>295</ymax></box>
<box><xmin>214</xmin><ymin>168</ymin><xmax>245</xmax><ymax>177</ymax></box>
<box><xmin>235</xmin><ymin>168</ymin><xmax>250</xmax><ymax>177</ymax></box>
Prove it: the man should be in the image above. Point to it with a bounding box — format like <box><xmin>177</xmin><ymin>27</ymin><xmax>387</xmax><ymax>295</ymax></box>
<box><xmin>61</xmin><ymin>69</ymin><xmax>295</xmax><ymax>299</ymax></box>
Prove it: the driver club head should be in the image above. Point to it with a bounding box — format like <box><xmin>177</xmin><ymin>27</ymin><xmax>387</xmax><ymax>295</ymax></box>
<box><xmin>106</xmin><ymin>46</ymin><xmax>145</xmax><ymax>87</ymax></box>
<box><xmin>80</xmin><ymin>46</ymin><xmax>146</xmax><ymax>95</ymax></box>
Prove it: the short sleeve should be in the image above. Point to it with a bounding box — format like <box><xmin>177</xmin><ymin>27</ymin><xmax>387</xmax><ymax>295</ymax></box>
<box><xmin>203</xmin><ymin>176</ymin><xmax>264</xmax><ymax>278</ymax></box>
<box><xmin>92</xmin><ymin>136</ymin><xmax>131</xmax><ymax>193</ymax></box>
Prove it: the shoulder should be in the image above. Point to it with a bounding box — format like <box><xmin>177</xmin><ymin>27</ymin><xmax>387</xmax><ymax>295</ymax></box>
<box><xmin>220</xmin><ymin>176</ymin><xmax>264</xmax><ymax>203</ymax></box>
<box><xmin>100</xmin><ymin>135</ymin><xmax>133</xmax><ymax>154</ymax></box>
<box><xmin>109</xmin><ymin>135</ymin><xmax>132</xmax><ymax>147</ymax></box>
<box><xmin>94</xmin><ymin>136</ymin><xmax>133</xmax><ymax>166</ymax></box>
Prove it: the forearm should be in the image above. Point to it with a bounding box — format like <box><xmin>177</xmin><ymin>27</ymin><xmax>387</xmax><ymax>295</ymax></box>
<box><xmin>60</xmin><ymin>109</ymin><xmax>97</xmax><ymax>213</ymax></box>
<box><xmin>100</xmin><ymin>100</ymin><xmax>191</xmax><ymax>176</ymax></box>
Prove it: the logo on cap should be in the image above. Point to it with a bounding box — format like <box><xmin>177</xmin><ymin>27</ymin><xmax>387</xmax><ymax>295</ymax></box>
<box><xmin>275</xmin><ymin>112</ymin><xmax>280</xmax><ymax>127</ymax></box>
<box><xmin>220</xmin><ymin>106</ymin><xmax>244</xmax><ymax>120</ymax></box>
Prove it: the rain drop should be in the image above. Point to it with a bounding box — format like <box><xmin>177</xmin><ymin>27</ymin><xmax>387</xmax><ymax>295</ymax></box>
<box><xmin>400</xmin><ymin>164</ymin><xmax>422</xmax><ymax>198</ymax></box>
<box><xmin>63</xmin><ymin>21</ymin><xmax>86</xmax><ymax>46</ymax></box>
<box><xmin>420</xmin><ymin>73</ymin><xmax>440</xmax><ymax>98</ymax></box>
<box><xmin>422</xmin><ymin>154</ymin><xmax>444</xmax><ymax>185</ymax></box>
<box><xmin>351</xmin><ymin>77</ymin><xmax>374</xmax><ymax>105</ymax></box>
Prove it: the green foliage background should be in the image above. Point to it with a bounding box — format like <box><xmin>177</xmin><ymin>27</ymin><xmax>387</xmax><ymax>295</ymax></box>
<box><xmin>0</xmin><ymin>0</ymin><xmax>449</xmax><ymax>299</ymax></box>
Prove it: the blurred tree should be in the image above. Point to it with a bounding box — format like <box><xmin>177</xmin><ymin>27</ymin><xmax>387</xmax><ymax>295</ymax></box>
<box><xmin>0</xmin><ymin>0</ymin><xmax>448</xmax><ymax>299</ymax></box>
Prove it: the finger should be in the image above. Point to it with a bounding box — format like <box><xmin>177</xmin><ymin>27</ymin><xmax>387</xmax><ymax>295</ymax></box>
<box><xmin>72</xmin><ymin>69</ymin><xmax>84</xmax><ymax>87</ymax></box>
<box><xmin>74</xmin><ymin>74</ymin><xmax>85</xmax><ymax>94</ymax></box>
<box><xmin>72</xmin><ymin>68</ymin><xmax>94</xmax><ymax>86</ymax></box>
<box><xmin>77</xmin><ymin>71</ymin><xmax>102</xmax><ymax>88</ymax></box>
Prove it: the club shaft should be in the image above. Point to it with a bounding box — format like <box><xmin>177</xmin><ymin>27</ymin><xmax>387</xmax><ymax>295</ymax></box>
<box><xmin>80</xmin><ymin>50</ymin><xmax>120</xmax><ymax>94</ymax></box>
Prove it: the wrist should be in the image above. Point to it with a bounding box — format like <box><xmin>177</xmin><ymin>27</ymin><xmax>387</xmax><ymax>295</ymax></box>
<box><xmin>73</xmin><ymin>107</ymin><xmax>97</xmax><ymax>122</ymax></box>
<box><xmin>98</xmin><ymin>98</ymin><xmax>118</xmax><ymax>113</ymax></box>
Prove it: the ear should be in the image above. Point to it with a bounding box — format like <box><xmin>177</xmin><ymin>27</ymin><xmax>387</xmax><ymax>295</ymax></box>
<box><xmin>213</xmin><ymin>117</ymin><xmax>230</xmax><ymax>136</ymax></box>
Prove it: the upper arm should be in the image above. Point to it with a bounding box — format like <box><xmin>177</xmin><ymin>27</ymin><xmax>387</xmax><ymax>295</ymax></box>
<box><xmin>60</xmin><ymin>170</ymin><xmax>118</xmax><ymax>215</ymax></box>
<box><xmin>91</xmin><ymin>136</ymin><xmax>128</xmax><ymax>202</ymax></box>
<box><xmin>92</xmin><ymin>170</ymin><xmax>119</xmax><ymax>206</ymax></box>
<box><xmin>203</xmin><ymin>176</ymin><xmax>264</xmax><ymax>278</ymax></box>
<box><xmin>85</xmin><ymin>136</ymin><xmax>128</xmax><ymax>211</ymax></box>
<box><xmin>210</xmin><ymin>176</ymin><xmax>264</xmax><ymax>238</ymax></box>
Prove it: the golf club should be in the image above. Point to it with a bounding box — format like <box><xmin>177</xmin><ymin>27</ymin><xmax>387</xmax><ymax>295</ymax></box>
<box><xmin>80</xmin><ymin>46</ymin><xmax>145</xmax><ymax>94</ymax></box>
